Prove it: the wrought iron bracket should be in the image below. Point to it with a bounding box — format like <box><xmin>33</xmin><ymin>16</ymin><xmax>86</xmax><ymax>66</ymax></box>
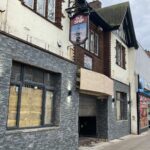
<box><xmin>66</xmin><ymin>0</ymin><xmax>91</xmax><ymax>18</ymax></box>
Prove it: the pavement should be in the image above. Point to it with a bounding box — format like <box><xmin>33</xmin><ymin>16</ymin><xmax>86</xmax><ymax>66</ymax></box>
<box><xmin>79</xmin><ymin>130</ymin><xmax>150</xmax><ymax>150</ymax></box>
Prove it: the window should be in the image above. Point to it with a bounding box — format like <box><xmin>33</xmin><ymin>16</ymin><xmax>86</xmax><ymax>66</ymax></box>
<box><xmin>84</xmin><ymin>54</ymin><xmax>93</xmax><ymax>70</ymax></box>
<box><xmin>23</xmin><ymin>0</ymin><xmax>56</xmax><ymax>22</ymax></box>
<box><xmin>94</xmin><ymin>33</ymin><xmax>99</xmax><ymax>55</ymax></box>
<box><xmin>7</xmin><ymin>62</ymin><xmax>57</xmax><ymax>129</ymax></box>
<box><xmin>37</xmin><ymin>0</ymin><xmax>46</xmax><ymax>16</ymax></box>
<box><xmin>90</xmin><ymin>31</ymin><xmax>94</xmax><ymax>53</ymax></box>
<box><xmin>81</xmin><ymin>30</ymin><xmax>99</xmax><ymax>55</ymax></box>
<box><xmin>116</xmin><ymin>41</ymin><xmax>126</xmax><ymax>69</ymax></box>
<box><xmin>116</xmin><ymin>92</ymin><xmax>127</xmax><ymax>120</ymax></box>
<box><xmin>24</xmin><ymin>0</ymin><xmax>34</xmax><ymax>9</ymax></box>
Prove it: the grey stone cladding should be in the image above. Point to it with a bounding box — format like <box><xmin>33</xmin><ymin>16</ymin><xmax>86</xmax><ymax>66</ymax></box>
<box><xmin>108</xmin><ymin>80</ymin><xmax>130</xmax><ymax>140</ymax></box>
<box><xmin>0</xmin><ymin>33</ymin><xmax>79</xmax><ymax>150</ymax></box>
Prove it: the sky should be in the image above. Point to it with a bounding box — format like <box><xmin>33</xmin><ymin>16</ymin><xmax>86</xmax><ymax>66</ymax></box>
<box><xmin>87</xmin><ymin>0</ymin><xmax>150</xmax><ymax>50</ymax></box>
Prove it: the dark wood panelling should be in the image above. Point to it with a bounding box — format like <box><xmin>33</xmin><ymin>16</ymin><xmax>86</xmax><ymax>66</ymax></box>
<box><xmin>74</xmin><ymin>22</ymin><xmax>111</xmax><ymax>75</ymax></box>
<box><xmin>103</xmin><ymin>32</ymin><xmax>111</xmax><ymax>77</ymax></box>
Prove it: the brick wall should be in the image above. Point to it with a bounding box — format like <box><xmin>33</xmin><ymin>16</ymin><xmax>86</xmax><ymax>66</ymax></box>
<box><xmin>74</xmin><ymin>22</ymin><xmax>106</xmax><ymax>74</ymax></box>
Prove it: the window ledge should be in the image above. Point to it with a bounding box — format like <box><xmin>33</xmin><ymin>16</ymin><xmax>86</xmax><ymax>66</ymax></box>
<box><xmin>116</xmin><ymin>120</ymin><xmax>128</xmax><ymax>123</ymax></box>
<box><xmin>6</xmin><ymin>126</ymin><xmax>60</xmax><ymax>134</ymax></box>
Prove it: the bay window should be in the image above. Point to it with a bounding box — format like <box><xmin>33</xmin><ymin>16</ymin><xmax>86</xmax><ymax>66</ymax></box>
<box><xmin>7</xmin><ymin>62</ymin><xmax>57</xmax><ymax>129</ymax></box>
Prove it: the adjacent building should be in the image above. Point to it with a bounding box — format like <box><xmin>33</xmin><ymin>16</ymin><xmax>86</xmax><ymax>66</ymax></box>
<box><xmin>135</xmin><ymin>44</ymin><xmax>150</xmax><ymax>133</ymax></box>
<box><xmin>0</xmin><ymin>0</ymin><xmax>79</xmax><ymax>150</ymax></box>
<box><xmin>75</xmin><ymin>0</ymin><xmax>138</xmax><ymax>140</ymax></box>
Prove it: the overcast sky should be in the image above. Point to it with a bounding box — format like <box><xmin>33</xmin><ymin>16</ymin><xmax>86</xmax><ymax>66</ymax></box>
<box><xmin>87</xmin><ymin>0</ymin><xmax>150</xmax><ymax>50</ymax></box>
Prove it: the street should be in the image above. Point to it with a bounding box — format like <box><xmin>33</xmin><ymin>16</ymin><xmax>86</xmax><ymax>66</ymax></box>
<box><xmin>79</xmin><ymin>131</ymin><xmax>150</xmax><ymax>150</ymax></box>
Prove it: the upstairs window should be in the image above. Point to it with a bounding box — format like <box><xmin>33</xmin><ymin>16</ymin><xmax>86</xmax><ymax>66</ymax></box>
<box><xmin>81</xmin><ymin>30</ymin><xmax>99</xmax><ymax>56</ymax></box>
<box><xmin>37</xmin><ymin>0</ymin><xmax>46</xmax><ymax>16</ymax></box>
<box><xmin>24</xmin><ymin>0</ymin><xmax>34</xmax><ymax>9</ymax></box>
<box><xmin>116</xmin><ymin>41</ymin><xmax>126</xmax><ymax>69</ymax></box>
<box><xmin>23</xmin><ymin>0</ymin><xmax>56</xmax><ymax>22</ymax></box>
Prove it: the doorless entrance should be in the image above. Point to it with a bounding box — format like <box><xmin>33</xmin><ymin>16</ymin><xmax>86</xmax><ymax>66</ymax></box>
<box><xmin>79</xmin><ymin>116</ymin><xmax>96</xmax><ymax>137</ymax></box>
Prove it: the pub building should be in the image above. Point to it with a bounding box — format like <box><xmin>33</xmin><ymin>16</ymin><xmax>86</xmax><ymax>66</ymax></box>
<box><xmin>71</xmin><ymin>0</ymin><xmax>138</xmax><ymax>141</ymax></box>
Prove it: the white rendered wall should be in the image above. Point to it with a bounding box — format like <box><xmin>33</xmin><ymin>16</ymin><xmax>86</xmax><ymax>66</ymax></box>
<box><xmin>110</xmin><ymin>32</ymin><xmax>129</xmax><ymax>85</ymax></box>
<box><xmin>135</xmin><ymin>44</ymin><xmax>150</xmax><ymax>88</ymax></box>
<box><xmin>128</xmin><ymin>47</ymin><xmax>138</xmax><ymax>134</ymax></box>
<box><xmin>0</xmin><ymin>0</ymin><xmax>73</xmax><ymax>60</ymax></box>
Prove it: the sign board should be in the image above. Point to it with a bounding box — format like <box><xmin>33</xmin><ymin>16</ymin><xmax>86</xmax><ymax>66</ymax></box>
<box><xmin>139</xmin><ymin>95</ymin><xmax>149</xmax><ymax>129</ymax></box>
<box><xmin>70</xmin><ymin>14</ymin><xmax>88</xmax><ymax>45</ymax></box>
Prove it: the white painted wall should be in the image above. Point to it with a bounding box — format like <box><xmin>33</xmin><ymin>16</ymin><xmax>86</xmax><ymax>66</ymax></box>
<box><xmin>110</xmin><ymin>32</ymin><xmax>129</xmax><ymax>85</ymax></box>
<box><xmin>135</xmin><ymin>44</ymin><xmax>150</xmax><ymax>88</ymax></box>
<box><xmin>0</xmin><ymin>0</ymin><xmax>73</xmax><ymax>60</ymax></box>
<box><xmin>128</xmin><ymin>47</ymin><xmax>138</xmax><ymax>134</ymax></box>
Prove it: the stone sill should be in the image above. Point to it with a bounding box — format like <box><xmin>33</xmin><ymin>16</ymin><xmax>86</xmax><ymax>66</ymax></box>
<box><xmin>116</xmin><ymin>120</ymin><xmax>128</xmax><ymax>123</ymax></box>
<box><xmin>5</xmin><ymin>126</ymin><xmax>60</xmax><ymax>135</ymax></box>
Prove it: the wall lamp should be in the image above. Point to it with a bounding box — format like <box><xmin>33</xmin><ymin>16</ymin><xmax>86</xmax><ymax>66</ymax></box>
<box><xmin>68</xmin><ymin>90</ymin><xmax>72</xmax><ymax>96</ymax></box>
<box><xmin>112</xmin><ymin>98</ymin><xmax>115</xmax><ymax>103</ymax></box>
<box><xmin>128</xmin><ymin>101</ymin><xmax>131</xmax><ymax>104</ymax></box>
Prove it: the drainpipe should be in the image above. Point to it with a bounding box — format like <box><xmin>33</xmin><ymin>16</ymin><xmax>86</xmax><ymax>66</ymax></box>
<box><xmin>137</xmin><ymin>74</ymin><xmax>140</xmax><ymax>134</ymax></box>
<box><xmin>3</xmin><ymin>0</ymin><xmax>9</xmax><ymax>32</ymax></box>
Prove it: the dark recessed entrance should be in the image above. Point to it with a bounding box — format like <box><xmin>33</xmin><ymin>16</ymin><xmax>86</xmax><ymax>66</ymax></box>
<box><xmin>79</xmin><ymin>116</ymin><xmax>96</xmax><ymax>137</ymax></box>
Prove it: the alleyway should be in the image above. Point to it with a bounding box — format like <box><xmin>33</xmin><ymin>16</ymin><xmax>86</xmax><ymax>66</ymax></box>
<box><xmin>79</xmin><ymin>130</ymin><xmax>150</xmax><ymax>150</ymax></box>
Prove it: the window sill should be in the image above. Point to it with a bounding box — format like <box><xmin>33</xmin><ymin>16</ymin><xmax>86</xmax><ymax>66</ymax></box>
<box><xmin>116</xmin><ymin>63</ymin><xmax>126</xmax><ymax>70</ymax></box>
<box><xmin>6</xmin><ymin>126</ymin><xmax>60</xmax><ymax>134</ymax></box>
<box><xmin>116</xmin><ymin>120</ymin><xmax>128</xmax><ymax>123</ymax></box>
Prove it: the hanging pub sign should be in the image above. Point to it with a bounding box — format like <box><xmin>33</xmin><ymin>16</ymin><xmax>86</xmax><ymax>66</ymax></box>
<box><xmin>70</xmin><ymin>14</ymin><xmax>89</xmax><ymax>45</ymax></box>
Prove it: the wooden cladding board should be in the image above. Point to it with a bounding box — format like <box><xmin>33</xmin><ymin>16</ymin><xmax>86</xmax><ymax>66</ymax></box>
<box><xmin>19</xmin><ymin>87</ymin><xmax>42</xmax><ymax>127</ymax></box>
<box><xmin>7</xmin><ymin>86</ymin><xmax>18</xmax><ymax>127</ymax></box>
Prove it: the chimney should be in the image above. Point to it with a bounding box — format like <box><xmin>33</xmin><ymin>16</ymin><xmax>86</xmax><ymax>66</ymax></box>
<box><xmin>89</xmin><ymin>0</ymin><xmax>102</xmax><ymax>10</ymax></box>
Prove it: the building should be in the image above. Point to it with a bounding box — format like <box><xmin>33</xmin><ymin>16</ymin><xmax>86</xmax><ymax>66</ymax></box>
<box><xmin>135</xmin><ymin>44</ymin><xmax>150</xmax><ymax>134</ymax></box>
<box><xmin>74</xmin><ymin>0</ymin><xmax>138</xmax><ymax>141</ymax></box>
<box><xmin>0</xmin><ymin>0</ymin><xmax>79</xmax><ymax>150</ymax></box>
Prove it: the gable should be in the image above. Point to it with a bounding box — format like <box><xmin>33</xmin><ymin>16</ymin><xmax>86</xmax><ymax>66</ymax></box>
<box><xmin>96</xmin><ymin>2</ymin><xmax>138</xmax><ymax>49</ymax></box>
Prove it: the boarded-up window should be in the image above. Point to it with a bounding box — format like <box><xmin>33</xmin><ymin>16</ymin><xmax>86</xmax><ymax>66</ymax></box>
<box><xmin>19</xmin><ymin>86</ymin><xmax>42</xmax><ymax>127</ymax></box>
<box><xmin>7</xmin><ymin>62</ymin><xmax>57</xmax><ymax>129</ymax></box>
<box><xmin>7</xmin><ymin>86</ymin><xmax>19</xmax><ymax>128</ymax></box>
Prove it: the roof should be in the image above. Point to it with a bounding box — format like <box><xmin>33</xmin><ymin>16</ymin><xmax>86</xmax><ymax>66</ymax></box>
<box><xmin>95</xmin><ymin>1</ymin><xmax>138</xmax><ymax>49</ymax></box>
<box><xmin>96</xmin><ymin>2</ymin><xmax>129</xmax><ymax>27</ymax></box>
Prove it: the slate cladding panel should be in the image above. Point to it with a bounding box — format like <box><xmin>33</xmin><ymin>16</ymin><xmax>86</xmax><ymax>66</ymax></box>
<box><xmin>108</xmin><ymin>80</ymin><xmax>130</xmax><ymax>140</ymax></box>
<box><xmin>0</xmin><ymin>33</ymin><xmax>79</xmax><ymax>150</ymax></box>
